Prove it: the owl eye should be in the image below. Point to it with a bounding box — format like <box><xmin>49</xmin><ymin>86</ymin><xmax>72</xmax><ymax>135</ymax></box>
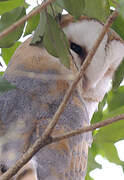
<box><xmin>70</xmin><ymin>42</ymin><xmax>87</xmax><ymax>64</ymax></box>
<box><xmin>0</xmin><ymin>164</ymin><xmax>7</xmax><ymax>173</ymax></box>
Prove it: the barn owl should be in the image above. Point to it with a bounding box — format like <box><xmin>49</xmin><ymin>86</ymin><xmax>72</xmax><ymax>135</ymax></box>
<box><xmin>0</xmin><ymin>15</ymin><xmax>124</xmax><ymax>180</ymax></box>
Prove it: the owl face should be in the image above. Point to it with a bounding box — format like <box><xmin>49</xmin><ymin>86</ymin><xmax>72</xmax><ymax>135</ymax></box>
<box><xmin>62</xmin><ymin>15</ymin><xmax>124</xmax><ymax>102</ymax></box>
<box><xmin>6</xmin><ymin>15</ymin><xmax>124</xmax><ymax>119</ymax></box>
<box><xmin>59</xmin><ymin>15</ymin><xmax>124</xmax><ymax>118</ymax></box>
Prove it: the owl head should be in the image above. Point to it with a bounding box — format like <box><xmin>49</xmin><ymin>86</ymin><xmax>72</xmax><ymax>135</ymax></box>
<box><xmin>5</xmin><ymin>14</ymin><xmax>124</xmax><ymax>118</ymax></box>
<box><xmin>60</xmin><ymin>16</ymin><xmax>124</xmax><ymax>111</ymax></box>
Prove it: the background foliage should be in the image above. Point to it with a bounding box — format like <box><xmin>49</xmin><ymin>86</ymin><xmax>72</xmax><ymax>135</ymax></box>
<box><xmin>0</xmin><ymin>0</ymin><xmax>124</xmax><ymax>179</ymax></box>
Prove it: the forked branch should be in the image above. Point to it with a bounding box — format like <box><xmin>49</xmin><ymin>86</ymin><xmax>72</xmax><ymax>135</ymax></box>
<box><xmin>0</xmin><ymin>9</ymin><xmax>119</xmax><ymax>180</ymax></box>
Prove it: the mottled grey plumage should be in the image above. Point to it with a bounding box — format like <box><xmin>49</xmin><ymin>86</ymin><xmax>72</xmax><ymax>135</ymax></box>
<box><xmin>0</xmin><ymin>64</ymin><xmax>90</xmax><ymax>179</ymax></box>
<box><xmin>0</xmin><ymin>14</ymin><xmax>124</xmax><ymax>180</ymax></box>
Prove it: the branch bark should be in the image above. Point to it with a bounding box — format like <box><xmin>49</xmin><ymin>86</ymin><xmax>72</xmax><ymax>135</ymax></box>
<box><xmin>41</xmin><ymin>9</ymin><xmax>119</xmax><ymax>141</ymax></box>
<box><xmin>0</xmin><ymin>10</ymin><xmax>119</xmax><ymax>180</ymax></box>
<box><xmin>0</xmin><ymin>0</ymin><xmax>56</xmax><ymax>40</ymax></box>
<box><xmin>52</xmin><ymin>114</ymin><xmax>124</xmax><ymax>142</ymax></box>
<box><xmin>0</xmin><ymin>113</ymin><xmax>124</xmax><ymax>180</ymax></box>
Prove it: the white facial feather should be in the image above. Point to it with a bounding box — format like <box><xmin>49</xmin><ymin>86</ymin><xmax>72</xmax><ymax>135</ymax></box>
<box><xmin>63</xmin><ymin>19</ymin><xmax>124</xmax><ymax>119</ymax></box>
<box><xmin>63</xmin><ymin>20</ymin><xmax>108</xmax><ymax>89</ymax></box>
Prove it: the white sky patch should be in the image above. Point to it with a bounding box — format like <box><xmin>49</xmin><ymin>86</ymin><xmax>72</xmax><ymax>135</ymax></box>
<box><xmin>26</xmin><ymin>0</ymin><xmax>38</xmax><ymax>13</ymax></box>
<box><xmin>103</xmin><ymin>103</ymin><xmax>108</xmax><ymax>111</ymax></box>
<box><xmin>62</xmin><ymin>9</ymin><xmax>68</xmax><ymax>15</ymax></box>
<box><xmin>0</xmin><ymin>56</ymin><xmax>7</xmax><ymax>71</ymax></box>
<box><xmin>0</xmin><ymin>48</ymin><xmax>7</xmax><ymax>71</ymax></box>
<box><xmin>110</xmin><ymin>6</ymin><xmax>115</xmax><ymax>11</ymax></box>
<box><xmin>115</xmin><ymin>140</ymin><xmax>124</xmax><ymax>161</ymax></box>
<box><xmin>90</xmin><ymin>155</ymin><xmax>124</xmax><ymax>180</ymax></box>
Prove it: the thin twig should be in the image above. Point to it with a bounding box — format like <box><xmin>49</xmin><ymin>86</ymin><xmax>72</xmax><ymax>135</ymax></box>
<box><xmin>52</xmin><ymin>114</ymin><xmax>124</xmax><ymax>142</ymax></box>
<box><xmin>0</xmin><ymin>10</ymin><xmax>119</xmax><ymax>180</ymax></box>
<box><xmin>1</xmin><ymin>113</ymin><xmax>124</xmax><ymax>180</ymax></box>
<box><xmin>0</xmin><ymin>0</ymin><xmax>56</xmax><ymax>40</ymax></box>
<box><xmin>41</xmin><ymin>10</ymin><xmax>119</xmax><ymax>139</ymax></box>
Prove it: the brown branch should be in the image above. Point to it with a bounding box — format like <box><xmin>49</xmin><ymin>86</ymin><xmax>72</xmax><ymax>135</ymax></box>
<box><xmin>80</xmin><ymin>10</ymin><xmax>118</xmax><ymax>72</ymax></box>
<box><xmin>0</xmin><ymin>10</ymin><xmax>119</xmax><ymax>180</ymax></box>
<box><xmin>41</xmin><ymin>10</ymin><xmax>119</xmax><ymax>137</ymax></box>
<box><xmin>52</xmin><ymin>114</ymin><xmax>124</xmax><ymax>142</ymax></box>
<box><xmin>0</xmin><ymin>0</ymin><xmax>56</xmax><ymax>40</ymax></box>
<box><xmin>1</xmin><ymin>113</ymin><xmax>124</xmax><ymax>180</ymax></box>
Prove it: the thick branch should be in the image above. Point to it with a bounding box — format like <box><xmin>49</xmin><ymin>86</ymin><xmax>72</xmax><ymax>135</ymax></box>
<box><xmin>0</xmin><ymin>10</ymin><xmax>118</xmax><ymax>180</ymax></box>
<box><xmin>0</xmin><ymin>0</ymin><xmax>56</xmax><ymax>40</ymax></box>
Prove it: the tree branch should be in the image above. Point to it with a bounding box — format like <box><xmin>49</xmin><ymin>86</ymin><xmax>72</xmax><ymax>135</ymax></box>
<box><xmin>41</xmin><ymin>10</ymin><xmax>119</xmax><ymax>139</ymax></box>
<box><xmin>1</xmin><ymin>113</ymin><xmax>124</xmax><ymax>180</ymax></box>
<box><xmin>0</xmin><ymin>10</ymin><xmax>119</xmax><ymax>180</ymax></box>
<box><xmin>0</xmin><ymin>0</ymin><xmax>56</xmax><ymax>40</ymax></box>
<box><xmin>52</xmin><ymin>114</ymin><xmax>124</xmax><ymax>142</ymax></box>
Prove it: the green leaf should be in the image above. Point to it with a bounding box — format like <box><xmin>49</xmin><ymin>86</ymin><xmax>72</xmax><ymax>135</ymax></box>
<box><xmin>103</xmin><ymin>106</ymin><xmax>124</xmax><ymax>120</ymax></box>
<box><xmin>0</xmin><ymin>7</ymin><xmax>26</xmax><ymax>48</ymax></box>
<box><xmin>96</xmin><ymin>106</ymin><xmax>124</xmax><ymax>143</ymax></box>
<box><xmin>85</xmin><ymin>144</ymin><xmax>102</xmax><ymax>180</ymax></box>
<box><xmin>93</xmin><ymin>116</ymin><xmax>124</xmax><ymax>167</ymax></box>
<box><xmin>97</xmin><ymin>141</ymin><xmax>124</xmax><ymax>167</ymax></box>
<box><xmin>98</xmin><ymin>94</ymin><xmax>108</xmax><ymax>112</ymax></box>
<box><xmin>86</xmin><ymin>146</ymin><xmax>102</xmax><ymax>174</ymax></box>
<box><xmin>112</xmin><ymin>14</ymin><xmax>124</xmax><ymax>40</ymax></box>
<box><xmin>112</xmin><ymin>59</ymin><xmax>124</xmax><ymax>90</ymax></box>
<box><xmin>47</xmin><ymin>2</ymin><xmax>63</xmax><ymax>15</ymax></box>
<box><xmin>1</xmin><ymin>41</ymin><xmax>21</xmax><ymax>65</ymax></box>
<box><xmin>91</xmin><ymin>111</ymin><xmax>103</xmax><ymax>124</ymax></box>
<box><xmin>95</xmin><ymin>116</ymin><xmax>124</xmax><ymax>143</ymax></box>
<box><xmin>85</xmin><ymin>174</ymin><xmax>94</xmax><ymax>180</ymax></box>
<box><xmin>56</xmin><ymin>0</ymin><xmax>85</xmax><ymax>18</ymax></box>
<box><xmin>90</xmin><ymin>105</ymin><xmax>124</xmax><ymax>169</ymax></box>
<box><xmin>0</xmin><ymin>72</ymin><xmax>4</xmax><ymax>76</ymax></box>
<box><xmin>83</xmin><ymin>0</ymin><xmax>110</xmax><ymax>22</ymax></box>
<box><xmin>0</xmin><ymin>0</ymin><xmax>27</xmax><ymax>15</ymax></box>
<box><xmin>108</xmin><ymin>0</ymin><xmax>118</xmax><ymax>8</ymax></box>
<box><xmin>43</xmin><ymin>13</ymin><xmax>70</xmax><ymax>67</ymax></box>
<box><xmin>24</xmin><ymin>9</ymin><xmax>40</xmax><ymax>36</ymax></box>
<box><xmin>107</xmin><ymin>86</ymin><xmax>124</xmax><ymax>111</ymax></box>
<box><xmin>31</xmin><ymin>11</ymin><xmax>46</xmax><ymax>44</ymax></box>
<box><xmin>0</xmin><ymin>77</ymin><xmax>16</xmax><ymax>93</ymax></box>
<box><xmin>91</xmin><ymin>94</ymin><xmax>108</xmax><ymax>124</ymax></box>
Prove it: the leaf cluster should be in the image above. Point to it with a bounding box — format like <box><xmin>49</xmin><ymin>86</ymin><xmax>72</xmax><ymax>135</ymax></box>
<box><xmin>0</xmin><ymin>0</ymin><xmax>124</xmax><ymax>180</ymax></box>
